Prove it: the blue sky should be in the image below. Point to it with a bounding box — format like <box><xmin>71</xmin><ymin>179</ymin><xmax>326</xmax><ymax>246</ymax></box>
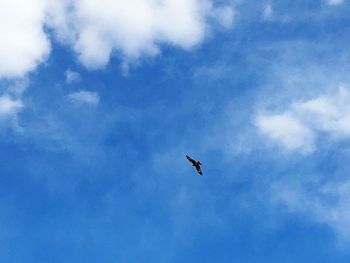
<box><xmin>2</xmin><ymin>0</ymin><xmax>350</xmax><ymax>262</ymax></box>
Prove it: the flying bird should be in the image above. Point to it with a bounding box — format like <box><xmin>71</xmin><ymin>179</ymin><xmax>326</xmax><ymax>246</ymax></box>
<box><xmin>186</xmin><ymin>155</ymin><xmax>203</xmax><ymax>175</ymax></box>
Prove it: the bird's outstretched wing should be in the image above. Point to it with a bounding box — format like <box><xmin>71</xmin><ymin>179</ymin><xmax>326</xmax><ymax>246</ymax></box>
<box><xmin>186</xmin><ymin>155</ymin><xmax>196</xmax><ymax>166</ymax></box>
<box><xmin>195</xmin><ymin>165</ymin><xmax>203</xmax><ymax>176</ymax></box>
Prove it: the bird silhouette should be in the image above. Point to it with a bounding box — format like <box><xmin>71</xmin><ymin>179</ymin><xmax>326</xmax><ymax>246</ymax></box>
<box><xmin>186</xmin><ymin>155</ymin><xmax>203</xmax><ymax>175</ymax></box>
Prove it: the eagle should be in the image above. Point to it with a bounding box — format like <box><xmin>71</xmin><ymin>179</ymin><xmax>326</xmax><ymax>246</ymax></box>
<box><xmin>186</xmin><ymin>155</ymin><xmax>203</xmax><ymax>175</ymax></box>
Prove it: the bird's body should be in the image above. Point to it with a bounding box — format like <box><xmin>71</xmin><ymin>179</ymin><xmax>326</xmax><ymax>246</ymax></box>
<box><xmin>186</xmin><ymin>155</ymin><xmax>203</xmax><ymax>175</ymax></box>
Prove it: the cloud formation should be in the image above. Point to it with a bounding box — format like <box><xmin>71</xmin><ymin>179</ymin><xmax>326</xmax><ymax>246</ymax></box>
<box><xmin>0</xmin><ymin>93</ymin><xmax>23</xmax><ymax>132</ymax></box>
<box><xmin>256</xmin><ymin>87</ymin><xmax>350</xmax><ymax>154</ymax></box>
<box><xmin>48</xmin><ymin>0</ymin><xmax>234</xmax><ymax>68</ymax></box>
<box><xmin>327</xmin><ymin>0</ymin><xmax>344</xmax><ymax>6</ymax></box>
<box><xmin>256</xmin><ymin>113</ymin><xmax>315</xmax><ymax>153</ymax></box>
<box><xmin>263</xmin><ymin>4</ymin><xmax>273</xmax><ymax>20</ymax></box>
<box><xmin>0</xmin><ymin>0</ymin><xmax>234</xmax><ymax>78</ymax></box>
<box><xmin>270</xmin><ymin>172</ymin><xmax>350</xmax><ymax>240</ymax></box>
<box><xmin>0</xmin><ymin>0</ymin><xmax>50</xmax><ymax>78</ymax></box>
<box><xmin>67</xmin><ymin>90</ymin><xmax>100</xmax><ymax>105</ymax></box>
<box><xmin>0</xmin><ymin>95</ymin><xmax>23</xmax><ymax>118</ymax></box>
<box><xmin>65</xmin><ymin>69</ymin><xmax>81</xmax><ymax>83</ymax></box>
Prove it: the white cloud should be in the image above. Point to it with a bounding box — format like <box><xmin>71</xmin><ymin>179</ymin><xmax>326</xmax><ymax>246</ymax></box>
<box><xmin>256</xmin><ymin>87</ymin><xmax>350</xmax><ymax>153</ymax></box>
<box><xmin>263</xmin><ymin>4</ymin><xmax>273</xmax><ymax>20</ymax></box>
<box><xmin>0</xmin><ymin>0</ymin><xmax>50</xmax><ymax>78</ymax></box>
<box><xmin>67</xmin><ymin>90</ymin><xmax>100</xmax><ymax>105</ymax></box>
<box><xmin>65</xmin><ymin>69</ymin><xmax>81</xmax><ymax>83</ymax></box>
<box><xmin>327</xmin><ymin>0</ymin><xmax>344</xmax><ymax>6</ymax></box>
<box><xmin>256</xmin><ymin>113</ymin><xmax>315</xmax><ymax>153</ymax></box>
<box><xmin>0</xmin><ymin>0</ymin><xmax>234</xmax><ymax>77</ymax></box>
<box><xmin>293</xmin><ymin>87</ymin><xmax>350</xmax><ymax>138</ymax></box>
<box><xmin>0</xmin><ymin>79</ymin><xmax>29</xmax><ymax>133</ymax></box>
<box><xmin>270</xmin><ymin>175</ymin><xmax>350</xmax><ymax>240</ymax></box>
<box><xmin>48</xmin><ymin>0</ymin><xmax>234</xmax><ymax>68</ymax></box>
<box><xmin>212</xmin><ymin>6</ymin><xmax>235</xmax><ymax>28</ymax></box>
<box><xmin>0</xmin><ymin>95</ymin><xmax>23</xmax><ymax>118</ymax></box>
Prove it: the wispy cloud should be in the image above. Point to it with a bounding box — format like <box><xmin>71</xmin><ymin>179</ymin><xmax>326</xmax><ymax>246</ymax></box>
<box><xmin>256</xmin><ymin>87</ymin><xmax>350</xmax><ymax>154</ymax></box>
<box><xmin>269</xmin><ymin>171</ymin><xmax>350</xmax><ymax>241</ymax></box>
<box><xmin>0</xmin><ymin>95</ymin><xmax>23</xmax><ymax>118</ymax></box>
<box><xmin>263</xmin><ymin>4</ymin><xmax>273</xmax><ymax>20</ymax></box>
<box><xmin>256</xmin><ymin>113</ymin><xmax>315</xmax><ymax>153</ymax></box>
<box><xmin>212</xmin><ymin>6</ymin><xmax>235</xmax><ymax>28</ymax></box>
<box><xmin>0</xmin><ymin>79</ymin><xmax>28</xmax><ymax>131</ymax></box>
<box><xmin>65</xmin><ymin>69</ymin><xmax>81</xmax><ymax>84</ymax></box>
<box><xmin>67</xmin><ymin>90</ymin><xmax>100</xmax><ymax>106</ymax></box>
<box><xmin>327</xmin><ymin>0</ymin><xmax>344</xmax><ymax>6</ymax></box>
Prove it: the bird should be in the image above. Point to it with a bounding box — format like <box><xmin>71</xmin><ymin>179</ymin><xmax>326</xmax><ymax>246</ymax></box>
<box><xmin>186</xmin><ymin>155</ymin><xmax>203</xmax><ymax>175</ymax></box>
